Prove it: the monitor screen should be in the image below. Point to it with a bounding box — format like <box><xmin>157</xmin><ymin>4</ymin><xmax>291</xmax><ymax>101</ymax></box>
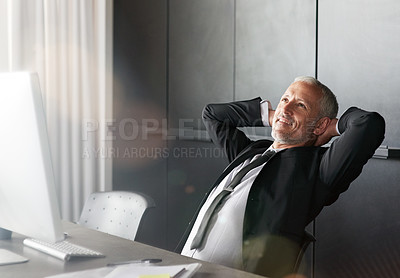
<box><xmin>0</xmin><ymin>72</ymin><xmax>64</xmax><ymax>243</ymax></box>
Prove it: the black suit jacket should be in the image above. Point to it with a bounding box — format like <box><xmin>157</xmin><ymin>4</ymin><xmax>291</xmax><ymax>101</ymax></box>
<box><xmin>178</xmin><ymin>97</ymin><xmax>385</xmax><ymax>277</ymax></box>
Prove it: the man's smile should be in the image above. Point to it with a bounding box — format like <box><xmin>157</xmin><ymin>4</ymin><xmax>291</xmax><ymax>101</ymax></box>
<box><xmin>275</xmin><ymin>115</ymin><xmax>294</xmax><ymax>126</ymax></box>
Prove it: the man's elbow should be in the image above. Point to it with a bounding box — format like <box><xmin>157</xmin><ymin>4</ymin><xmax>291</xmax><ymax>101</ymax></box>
<box><xmin>368</xmin><ymin>112</ymin><xmax>385</xmax><ymax>143</ymax></box>
<box><xmin>202</xmin><ymin>103</ymin><xmax>214</xmax><ymax>121</ymax></box>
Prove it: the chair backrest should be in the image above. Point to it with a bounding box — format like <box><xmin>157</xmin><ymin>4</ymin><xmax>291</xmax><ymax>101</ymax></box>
<box><xmin>78</xmin><ymin>191</ymin><xmax>155</xmax><ymax>240</ymax></box>
<box><xmin>292</xmin><ymin>230</ymin><xmax>316</xmax><ymax>274</ymax></box>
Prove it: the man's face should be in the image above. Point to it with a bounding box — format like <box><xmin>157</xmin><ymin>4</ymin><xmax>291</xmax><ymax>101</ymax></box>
<box><xmin>271</xmin><ymin>81</ymin><xmax>323</xmax><ymax>147</ymax></box>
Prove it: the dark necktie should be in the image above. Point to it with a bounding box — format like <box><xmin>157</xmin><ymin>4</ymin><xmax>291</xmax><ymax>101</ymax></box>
<box><xmin>190</xmin><ymin>150</ymin><xmax>275</xmax><ymax>249</ymax></box>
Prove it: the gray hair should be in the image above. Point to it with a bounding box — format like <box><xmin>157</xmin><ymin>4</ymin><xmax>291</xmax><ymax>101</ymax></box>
<box><xmin>294</xmin><ymin>76</ymin><xmax>338</xmax><ymax>119</ymax></box>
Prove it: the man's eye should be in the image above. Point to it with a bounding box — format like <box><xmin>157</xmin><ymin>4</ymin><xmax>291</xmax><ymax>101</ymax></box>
<box><xmin>298</xmin><ymin>103</ymin><xmax>306</xmax><ymax>109</ymax></box>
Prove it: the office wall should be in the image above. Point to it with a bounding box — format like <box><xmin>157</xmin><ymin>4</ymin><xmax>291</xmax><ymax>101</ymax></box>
<box><xmin>113</xmin><ymin>0</ymin><xmax>400</xmax><ymax>277</ymax></box>
<box><xmin>236</xmin><ymin>0</ymin><xmax>316</xmax><ymax>100</ymax></box>
<box><xmin>318</xmin><ymin>0</ymin><xmax>400</xmax><ymax>147</ymax></box>
<box><xmin>113</xmin><ymin>0</ymin><xmax>168</xmax><ymax>248</ymax></box>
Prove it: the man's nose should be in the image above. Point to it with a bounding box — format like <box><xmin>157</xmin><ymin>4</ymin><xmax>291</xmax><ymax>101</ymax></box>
<box><xmin>281</xmin><ymin>101</ymin><xmax>294</xmax><ymax>115</ymax></box>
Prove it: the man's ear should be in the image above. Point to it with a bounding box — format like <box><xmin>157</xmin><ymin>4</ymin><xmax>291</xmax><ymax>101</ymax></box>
<box><xmin>313</xmin><ymin>117</ymin><xmax>331</xmax><ymax>136</ymax></box>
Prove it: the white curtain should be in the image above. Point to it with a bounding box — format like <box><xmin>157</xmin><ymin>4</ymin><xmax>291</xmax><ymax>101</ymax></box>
<box><xmin>0</xmin><ymin>0</ymin><xmax>113</xmax><ymax>221</ymax></box>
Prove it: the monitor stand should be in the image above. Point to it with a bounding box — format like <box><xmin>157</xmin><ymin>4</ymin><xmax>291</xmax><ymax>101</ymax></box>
<box><xmin>0</xmin><ymin>228</ymin><xmax>29</xmax><ymax>266</ymax></box>
<box><xmin>0</xmin><ymin>228</ymin><xmax>11</xmax><ymax>240</ymax></box>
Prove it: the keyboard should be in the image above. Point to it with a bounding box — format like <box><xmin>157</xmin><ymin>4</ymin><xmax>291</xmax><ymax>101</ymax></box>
<box><xmin>23</xmin><ymin>238</ymin><xmax>104</xmax><ymax>261</ymax></box>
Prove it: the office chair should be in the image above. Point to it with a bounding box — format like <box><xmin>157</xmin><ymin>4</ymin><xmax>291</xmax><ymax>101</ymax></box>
<box><xmin>292</xmin><ymin>231</ymin><xmax>316</xmax><ymax>274</ymax></box>
<box><xmin>78</xmin><ymin>191</ymin><xmax>155</xmax><ymax>241</ymax></box>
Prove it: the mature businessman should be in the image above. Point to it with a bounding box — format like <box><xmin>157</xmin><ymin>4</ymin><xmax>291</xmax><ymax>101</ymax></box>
<box><xmin>178</xmin><ymin>76</ymin><xmax>385</xmax><ymax>277</ymax></box>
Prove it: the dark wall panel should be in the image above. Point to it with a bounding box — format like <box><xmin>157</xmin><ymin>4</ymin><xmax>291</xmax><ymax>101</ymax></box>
<box><xmin>113</xmin><ymin>0</ymin><xmax>168</xmax><ymax>248</ymax></box>
<box><xmin>169</xmin><ymin>0</ymin><xmax>234</xmax><ymax>129</ymax></box>
<box><xmin>318</xmin><ymin>0</ymin><xmax>400</xmax><ymax>147</ymax></box>
<box><xmin>315</xmin><ymin>158</ymin><xmax>400</xmax><ymax>277</ymax></box>
<box><xmin>236</xmin><ymin>0</ymin><xmax>316</xmax><ymax>102</ymax></box>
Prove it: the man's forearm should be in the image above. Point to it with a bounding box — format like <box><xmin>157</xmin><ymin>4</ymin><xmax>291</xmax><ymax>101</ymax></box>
<box><xmin>202</xmin><ymin>97</ymin><xmax>264</xmax><ymax>161</ymax></box>
<box><xmin>202</xmin><ymin>98</ymin><xmax>264</xmax><ymax>127</ymax></box>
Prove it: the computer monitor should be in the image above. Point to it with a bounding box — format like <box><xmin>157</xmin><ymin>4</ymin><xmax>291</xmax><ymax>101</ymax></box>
<box><xmin>0</xmin><ymin>72</ymin><xmax>64</xmax><ymax>243</ymax></box>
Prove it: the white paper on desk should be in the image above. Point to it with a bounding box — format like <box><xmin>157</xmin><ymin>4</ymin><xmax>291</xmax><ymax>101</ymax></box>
<box><xmin>45</xmin><ymin>263</ymin><xmax>201</xmax><ymax>278</ymax></box>
<box><xmin>45</xmin><ymin>267</ymin><xmax>113</xmax><ymax>278</ymax></box>
<box><xmin>106</xmin><ymin>263</ymin><xmax>201</xmax><ymax>278</ymax></box>
<box><xmin>46</xmin><ymin>267</ymin><xmax>113</xmax><ymax>278</ymax></box>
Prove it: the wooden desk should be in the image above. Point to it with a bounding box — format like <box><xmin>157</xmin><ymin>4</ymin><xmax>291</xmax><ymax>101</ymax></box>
<box><xmin>0</xmin><ymin>222</ymin><xmax>265</xmax><ymax>278</ymax></box>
